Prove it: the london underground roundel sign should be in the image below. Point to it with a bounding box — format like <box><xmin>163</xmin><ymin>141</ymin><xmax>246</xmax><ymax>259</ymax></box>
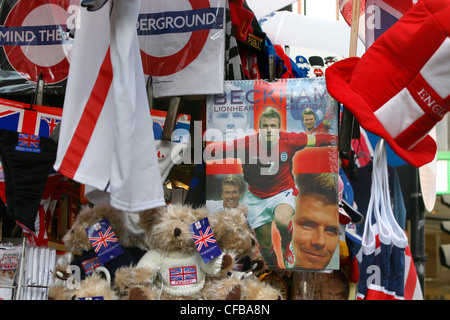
<box><xmin>2</xmin><ymin>0</ymin><xmax>73</xmax><ymax>84</ymax></box>
<box><xmin>138</xmin><ymin>0</ymin><xmax>214</xmax><ymax>77</ymax></box>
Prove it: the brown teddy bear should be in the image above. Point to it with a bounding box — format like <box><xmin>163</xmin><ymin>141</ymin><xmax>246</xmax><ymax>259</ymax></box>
<box><xmin>209</xmin><ymin>205</ymin><xmax>265</xmax><ymax>275</ymax></box>
<box><xmin>48</xmin><ymin>267</ymin><xmax>119</xmax><ymax>300</ymax></box>
<box><xmin>199</xmin><ymin>205</ymin><xmax>281</xmax><ymax>300</ymax></box>
<box><xmin>114</xmin><ymin>204</ymin><xmax>234</xmax><ymax>300</ymax></box>
<box><xmin>200</xmin><ymin>271</ymin><xmax>283</xmax><ymax>300</ymax></box>
<box><xmin>59</xmin><ymin>203</ymin><xmax>147</xmax><ymax>282</ymax></box>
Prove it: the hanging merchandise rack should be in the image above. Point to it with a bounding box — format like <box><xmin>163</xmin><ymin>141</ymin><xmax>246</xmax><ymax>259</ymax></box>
<box><xmin>1</xmin><ymin>238</ymin><xmax>57</xmax><ymax>301</ymax></box>
<box><xmin>0</xmin><ymin>0</ymin><xmax>442</xmax><ymax>301</ymax></box>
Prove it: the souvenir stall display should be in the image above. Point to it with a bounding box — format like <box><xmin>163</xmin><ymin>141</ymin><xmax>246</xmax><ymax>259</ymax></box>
<box><xmin>0</xmin><ymin>0</ymin><xmax>447</xmax><ymax>303</ymax></box>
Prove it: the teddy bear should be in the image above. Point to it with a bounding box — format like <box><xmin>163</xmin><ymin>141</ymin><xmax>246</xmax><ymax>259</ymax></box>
<box><xmin>197</xmin><ymin>205</ymin><xmax>282</xmax><ymax>300</ymax></box>
<box><xmin>209</xmin><ymin>205</ymin><xmax>265</xmax><ymax>275</ymax></box>
<box><xmin>200</xmin><ymin>271</ymin><xmax>283</xmax><ymax>300</ymax></box>
<box><xmin>59</xmin><ymin>203</ymin><xmax>147</xmax><ymax>283</ymax></box>
<box><xmin>113</xmin><ymin>204</ymin><xmax>234</xmax><ymax>300</ymax></box>
<box><xmin>48</xmin><ymin>266</ymin><xmax>119</xmax><ymax>300</ymax></box>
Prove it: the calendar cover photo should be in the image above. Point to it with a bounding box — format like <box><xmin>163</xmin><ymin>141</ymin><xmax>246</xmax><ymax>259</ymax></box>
<box><xmin>205</xmin><ymin>78</ymin><xmax>340</xmax><ymax>271</ymax></box>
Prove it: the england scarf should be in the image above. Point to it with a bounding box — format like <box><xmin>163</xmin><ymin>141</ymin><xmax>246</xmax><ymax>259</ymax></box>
<box><xmin>54</xmin><ymin>0</ymin><xmax>165</xmax><ymax>212</ymax></box>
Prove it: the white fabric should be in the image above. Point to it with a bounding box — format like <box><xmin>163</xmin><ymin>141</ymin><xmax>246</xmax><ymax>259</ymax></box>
<box><xmin>421</xmin><ymin>38</ymin><xmax>450</xmax><ymax>99</ymax></box>
<box><xmin>245</xmin><ymin>0</ymin><xmax>296</xmax><ymax>20</ymax></box>
<box><xmin>243</xmin><ymin>188</ymin><xmax>296</xmax><ymax>229</ymax></box>
<box><xmin>419</xmin><ymin>127</ymin><xmax>437</xmax><ymax>212</ymax></box>
<box><xmin>54</xmin><ymin>0</ymin><xmax>165</xmax><ymax>212</ymax></box>
<box><xmin>205</xmin><ymin>199</ymin><xmax>225</xmax><ymax>214</ymax></box>
<box><xmin>137</xmin><ymin>249</ymin><xmax>224</xmax><ymax>297</ymax></box>
<box><xmin>357</xmin><ymin>140</ymin><xmax>417</xmax><ymax>300</ymax></box>
<box><xmin>259</xmin><ymin>11</ymin><xmax>365</xmax><ymax>57</ymax></box>
<box><xmin>374</xmin><ymin>88</ymin><xmax>424</xmax><ymax>139</ymax></box>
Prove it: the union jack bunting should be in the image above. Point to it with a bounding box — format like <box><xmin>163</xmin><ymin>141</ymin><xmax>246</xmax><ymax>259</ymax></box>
<box><xmin>191</xmin><ymin>217</ymin><xmax>222</xmax><ymax>263</ymax></box>
<box><xmin>169</xmin><ymin>266</ymin><xmax>198</xmax><ymax>286</ymax></box>
<box><xmin>40</xmin><ymin>117</ymin><xmax>60</xmax><ymax>137</ymax></box>
<box><xmin>0</xmin><ymin>98</ymin><xmax>62</xmax><ymax>137</ymax></box>
<box><xmin>85</xmin><ymin>218</ymin><xmax>124</xmax><ymax>264</ymax></box>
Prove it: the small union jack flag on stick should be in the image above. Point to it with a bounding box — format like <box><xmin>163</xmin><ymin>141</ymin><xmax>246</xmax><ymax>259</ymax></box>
<box><xmin>190</xmin><ymin>217</ymin><xmax>222</xmax><ymax>263</ymax></box>
<box><xmin>85</xmin><ymin>218</ymin><xmax>124</xmax><ymax>264</ymax></box>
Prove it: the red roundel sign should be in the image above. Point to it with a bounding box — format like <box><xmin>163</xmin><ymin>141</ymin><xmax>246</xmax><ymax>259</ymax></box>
<box><xmin>2</xmin><ymin>0</ymin><xmax>73</xmax><ymax>84</ymax></box>
<box><xmin>139</xmin><ymin>0</ymin><xmax>211</xmax><ymax>77</ymax></box>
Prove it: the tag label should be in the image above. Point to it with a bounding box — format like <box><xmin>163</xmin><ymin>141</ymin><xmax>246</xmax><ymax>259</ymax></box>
<box><xmin>78</xmin><ymin>296</ymin><xmax>105</xmax><ymax>300</ymax></box>
<box><xmin>244</xmin><ymin>30</ymin><xmax>266</xmax><ymax>53</ymax></box>
<box><xmin>190</xmin><ymin>217</ymin><xmax>222</xmax><ymax>263</ymax></box>
<box><xmin>85</xmin><ymin>218</ymin><xmax>124</xmax><ymax>265</ymax></box>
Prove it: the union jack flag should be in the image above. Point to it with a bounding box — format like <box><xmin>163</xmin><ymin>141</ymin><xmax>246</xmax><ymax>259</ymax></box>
<box><xmin>85</xmin><ymin>218</ymin><xmax>124</xmax><ymax>264</ymax></box>
<box><xmin>17</xmin><ymin>133</ymin><xmax>40</xmax><ymax>148</ymax></box>
<box><xmin>192</xmin><ymin>225</ymin><xmax>216</xmax><ymax>251</ymax></box>
<box><xmin>89</xmin><ymin>225</ymin><xmax>118</xmax><ymax>253</ymax></box>
<box><xmin>169</xmin><ymin>266</ymin><xmax>198</xmax><ymax>286</ymax></box>
<box><xmin>191</xmin><ymin>217</ymin><xmax>222</xmax><ymax>263</ymax></box>
<box><xmin>81</xmin><ymin>257</ymin><xmax>103</xmax><ymax>275</ymax></box>
<box><xmin>0</xmin><ymin>98</ymin><xmax>62</xmax><ymax>137</ymax></box>
<box><xmin>40</xmin><ymin>116</ymin><xmax>61</xmax><ymax>137</ymax></box>
<box><xmin>0</xmin><ymin>109</ymin><xmax>21</xmax><ymax>132</ymax></box>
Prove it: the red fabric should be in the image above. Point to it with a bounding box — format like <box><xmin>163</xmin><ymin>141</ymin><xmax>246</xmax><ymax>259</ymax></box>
<box><xmin>229</xmin><ymin>1</ymin><xmax>254</xmax><ymax>42</ymax></box>
<box><xmin>274</xmin><ymin>45</ymin><xmax>296</xmax><ymax>78</ymax></box>
<box><xmin>326</xmin><ymin>0</ymin><xmax>450</xmax><ymax>168</ymax></box>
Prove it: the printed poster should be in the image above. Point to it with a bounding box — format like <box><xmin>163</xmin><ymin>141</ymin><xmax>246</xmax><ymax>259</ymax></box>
<box><xmin>205</xmin><ymin>78</ymin><xmax>340</xmax><ymax>270</ymax></box>
<box><xmin>138</xmin><ymin>0</ymin><xmax>226</xmax><ymax>98</ymax></box>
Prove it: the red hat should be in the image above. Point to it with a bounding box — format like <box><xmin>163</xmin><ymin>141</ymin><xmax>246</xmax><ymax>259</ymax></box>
<box><xmin>326</xmin><ymin>0</ymin><xmax>450</xmax><ymax>168</ymax></box>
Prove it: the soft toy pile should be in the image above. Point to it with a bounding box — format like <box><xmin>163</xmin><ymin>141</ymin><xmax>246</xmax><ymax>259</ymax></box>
<box><xmin>48</xmin><ymin>203</ymin><xmax>282</xmax><ymax>300</ymax></box>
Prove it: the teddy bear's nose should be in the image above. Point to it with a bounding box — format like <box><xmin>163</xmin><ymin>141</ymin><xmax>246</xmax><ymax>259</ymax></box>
<box><xmin>174</xmin><ymin>228</ymin><xmax>181</xmax><ymax>237</ymax></box>
<box><xmin>251</xmin><ymin>238</ymin><xmax>255</xmax><ymax>246</ymax></box>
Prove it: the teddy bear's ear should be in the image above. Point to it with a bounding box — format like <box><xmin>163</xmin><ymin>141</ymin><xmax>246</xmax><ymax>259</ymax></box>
<box><xmin>138</xmin><ymin>206</ymin><xmax>164</xmax><ymax>231</ymax></box>
<box><xmin>191</xmin><ymin>206</ymin><xmax>209</xmax><ymax>221</ymax></box>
